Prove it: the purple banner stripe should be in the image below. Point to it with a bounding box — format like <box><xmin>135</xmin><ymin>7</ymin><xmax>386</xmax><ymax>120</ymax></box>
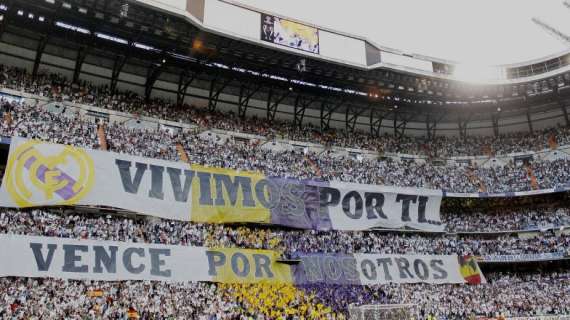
<box><xmin>267</xmin><ymin>177</ymin><xmax>333</xmax><ymax>230</ymax></box>
<box><xmin>23</xmin><ymin>155</ymin><xmax>81</xmax><ymax>201</ymax></box>
<box><xmin>292</xmin><ymin>254</ymin><xmax>362</xmax><ymax>286</ymax></box>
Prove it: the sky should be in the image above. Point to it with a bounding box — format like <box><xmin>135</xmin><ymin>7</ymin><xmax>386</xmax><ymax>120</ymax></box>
<box><xmin>236</xmin><ymin>0</ymin><xmax>570</xmax><ymax>66</ymax></box>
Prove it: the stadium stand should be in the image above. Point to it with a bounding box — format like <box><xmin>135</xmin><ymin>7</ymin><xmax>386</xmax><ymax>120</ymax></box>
<box><xmin>0</xmin><ymin>0</ymin><xmax>570</xmax><ymax>319</ymax></box>
<box><xmin>1</xmin><ymin>74</ymin><xmax>570</xmax><ymax>194</ymax></box>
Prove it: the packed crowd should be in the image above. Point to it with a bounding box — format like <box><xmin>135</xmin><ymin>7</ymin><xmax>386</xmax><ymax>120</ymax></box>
<box><xmin>0</xmin><ymin>207</ymin><xmax>569</xmax><ymax>319</ymax></box>
<box><xmin>1</xmin><ymin>66</ymin><xmax>570</xmax><ymax>193</ymax></box>
<box><xmin>2</xmin><ymin>65</ymin><xmax>569</xmax><ymax>157</ymax></box>
<box><xmin>1</xmin><ymin>208</ymin><xmax>569</xmax><ymax>258</ymax></box>
<box><xmin>0</xmin><ymin>278</ymin><xmax>346</xmax><ymax>319</ymax></box>
<box><xmin>302</xmin><ymin>271</ymin><xmax>570</xmax><ymax>319</ymax></box>
<box><xmin>445</xmin><ymin>206</ymin><xmax>570</xmax><ymax>232</ymax></box>
<box><xmin>0</xmin><ymin>279</ymin><xmax>243</xmax><ymax>319</ymax></box>
<box><xmin>1</xmin><ymin>66</ymin><xmax>570</xmax><ymax>319</ymax></box>
<box><xmin>2</xmin><ymin>96</ymin><xmax>570</xmax><ymax>193</ymax></box>
<box><xmin>3</xmin><ymin>271</ymin><xmax>568</xmax><ymax>319</ymax></box>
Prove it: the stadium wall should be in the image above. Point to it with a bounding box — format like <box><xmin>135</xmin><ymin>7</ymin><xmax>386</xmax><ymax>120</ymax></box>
<box><xmin>0</xmin><ymin>33</ymin><xmax>567</xmax><ymax>138</ymax></box>
<box><xmin>203</xmin><ymin>0</ymin><xmax>261</xmax><ymax>42</ymax></box>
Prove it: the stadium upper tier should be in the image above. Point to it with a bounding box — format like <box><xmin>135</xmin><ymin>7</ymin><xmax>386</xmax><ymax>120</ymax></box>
<box><xmin>2</xmin><ymin>65</ymin><xmax>570</xmax><ymax>159</ymax></box>
<box><xmin>2</xmin><ymin>0</ymin><xmax>570</xmax><ymax>137</ymax></box>
<box><xmin>2</xmin><ymin>65</ymin><xmax>570</xmax><ymax>195</ymax></box>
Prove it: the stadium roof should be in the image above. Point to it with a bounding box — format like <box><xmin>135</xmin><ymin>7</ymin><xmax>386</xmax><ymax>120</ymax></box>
<box><xmin>1</xmin><ymin>0</ymin><xmax>570</xmax><ymax>136</ymax></box>
<box><xmin>238</xmin><ymin>0</ymin><xmax>570</xmax><ymax>66</ymax></box>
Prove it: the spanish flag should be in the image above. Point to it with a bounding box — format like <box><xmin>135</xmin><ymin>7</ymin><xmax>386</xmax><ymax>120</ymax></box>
<box><xmin>459</xmin><ymin>256</ymin><xmax>486</xmax><ymax>284</ymax></box>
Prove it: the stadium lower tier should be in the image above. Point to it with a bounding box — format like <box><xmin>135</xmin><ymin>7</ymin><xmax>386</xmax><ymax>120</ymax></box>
<box><xmin>0</xmin><ymin>207</ymin><xmax>568</xmax><ymax>318</ymax></box>
<box><xmin>0</xmin><ymin>198</ymin><xmax>569</xmax><ymax>319</ymax></box>
<box><xmin>1</xmin><ymin>271</ymin><xmax>568</xmax><ymax>319</ymax></box>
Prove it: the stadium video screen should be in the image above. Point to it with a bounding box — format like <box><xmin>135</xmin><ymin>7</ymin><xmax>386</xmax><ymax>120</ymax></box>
<box><xmin>260</xmin><ymin>14</ymin><xmax>319</xmax><ymax>54</ymax></box>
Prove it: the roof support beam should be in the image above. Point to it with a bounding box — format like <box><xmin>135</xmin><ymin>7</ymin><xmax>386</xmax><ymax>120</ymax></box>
<box><xmin>346</xmin><ymin>106</ymin><xmax>364</xmax><ymax>133</ymax></box>
<box><xmin>491</xmin><ymin>113</ymin><xmax>500</xmax><ymax>137</ymax></box>
<box><xmin>32</xmin><ymin>35</ymin><xmax>50</xmax><ymax>80</ymax></box>
<box><xmin>110</xmin><ymin>54</ymin><xmax>128</xmax><ymax>95</ymax></box>
<box><xmin>109</xmin><ymin>36</ymin><xmax>139</xmax><ymax>95</ymax></box>
<box><xmin>237</xmin><ymin>82</ymin><xmax>262</xmax><ymax>119</ymax></box>
<box><xmin>426</xmin><ymin>114</ymin><xmax>437</xmax><ymax>140</ymax></box>
<box><xmin>393</xmin><ymin>112</ymin><xmax>411</xmax><ymax>139</ymax></box>
<box><xmin>426</xmin><ymin>112</ymin><xmax>446</xmax><ymax>140</ymax></box>
<box><xmin>560</xmin><ymin>100</ymin><xmax>570</xmax><ymax>127</ymax></box>
<box><xmin>370</xmin><ymin>108</ymin><xmax>387</xmax><ymax>138</ymax></box>
<box><xmin>72</xmin><ymin>45</ymin><xmax>89</xmax><ymax>84</ymax></box>
<box><xmin>31</xmin><ymin>13</ymin><xmax>57</xmax><ymax>80</ymax></box>
<box><xmin>320</xmin><ymin>98</ymin><xmax>344</xmax><ymax>132</ymax></box>
<box><xmin>457</xmin><ymin>113</ymin><xmax>473</xmax><ymax>139</ymax></box>
<box><xmin>293</xmin><ymin>95</ymin><xmax>315</xmax><ymax>129</ymax></box>
<box><xmin>207</xmin><ymin>76</ymin><xmax>232</xmax><ymax>112</ymax></box>
<box><xmin>144</xmin><ymin>57</ymin><xmax>166</xmax><ymax>101</ymax></box>
<box><xmin>176</xmin><ymin>68</ymin><xmax>197</xmax><ymax>106</ymax></box>
<box><xmin>266</xmin><ymin>87</ymin><xmax>289</xmax><ymax>122</ymax></box>
<box><xmin>526</xmin><ymin>109</ymin><xmax>534</xmax><ymax>133</ymax></box>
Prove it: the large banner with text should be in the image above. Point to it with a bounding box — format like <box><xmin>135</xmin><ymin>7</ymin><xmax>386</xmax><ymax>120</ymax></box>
<box><xmin>0</xmin><ymin>235</ymin><xmax>479</xmax><ymax>284</ymax></box>
<box><xmin>0</xmin><ymin>138</ymin><xmax>444</xmax><ymax>231</ymax></box>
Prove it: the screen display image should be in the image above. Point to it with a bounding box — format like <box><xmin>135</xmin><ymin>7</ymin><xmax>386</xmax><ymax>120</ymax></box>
<box><xmin>261</xmin><ymin>14</ymin><xmax>319</xmax><ymax>54</ymax></box>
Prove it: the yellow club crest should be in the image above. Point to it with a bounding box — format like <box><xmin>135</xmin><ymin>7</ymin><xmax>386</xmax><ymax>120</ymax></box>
<box><xmin>4</xmin><ymin>140</ymin><xmax>95</xmax><ymax>207</ymax></box>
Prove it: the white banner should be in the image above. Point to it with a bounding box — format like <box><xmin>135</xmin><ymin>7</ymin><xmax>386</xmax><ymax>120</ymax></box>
<box><xmin>294</xmin><ymin>253</ymin><xmax>479</xmax><ymax>285</ymax></box>
<box><xmin>0</xmin><ymin>234</ymin><xmax>292</xmax><ymax>283</ymax></box>
<box><xmin>0</xmin><ymin>234</ymin><xmax>209</xmax><ymax>282</ymax></box>
<box><xmin>0</xmin><ymin>138</ymin><xmax>444</xmax><ymax>231</ymax></box>
<box><xmin>353</xmin><ymin>253</ymin><xmax>465</xmax><ymax>285</ymax></box>
<box><xmin>326</xmin><ymin>181</ymin><xmax>443</xmax><ymax>231</ymax></box>
<box><xmin>0</xmin><ymin>137</ymin><xmax>192</xmax><ymax>221</ymax></box>
<box><xmin>0</xmin><ymin>235</ymin><xmax>475</xmax><ymax>285</ymax></box>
